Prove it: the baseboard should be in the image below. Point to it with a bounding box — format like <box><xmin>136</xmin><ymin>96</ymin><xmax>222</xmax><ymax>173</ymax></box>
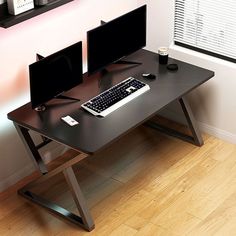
<box><xmin>0</xmin><ymin>142</ymin><xmax>66</xmax><ymax>193</ymax></box>
<box><xmin>158</xmin><ymin>109</ymin><xmax>236</xmax><ymax>144</ymax></box>
<box><xmin>198</xmin><ymin>122</ymin><xmax>236</xmax><ymax>144</ymax></box>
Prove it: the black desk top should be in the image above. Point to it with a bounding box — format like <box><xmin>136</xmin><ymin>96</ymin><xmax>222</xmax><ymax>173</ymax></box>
<box><xmin>8</xmin><ymin>49</ymin><xmax>214</xmax><ymax>154</ymax></box>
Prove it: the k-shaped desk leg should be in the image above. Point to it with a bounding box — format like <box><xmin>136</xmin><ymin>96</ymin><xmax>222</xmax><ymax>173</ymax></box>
<box><xmin>146</xmin><ymin>96</ymin><xmax>203</xmax><ymax>146</ymax></box>
<box><xmin>14</xmin><ymin>123</ymin><xmax>48</xmax><ymax>174</ymax></box>
<box><xmin>179</xmin><ymin>97</ymin><xmax>203</xmax><ymax>146</ymax></box>
<box><xmin>63</xmin><ymin>167</ymin><xmax>95</xmax><ymax>230</ymax></box>
<box><xmin>14</xmin><ymin>123</ymin><xmax>95</xmax><ymax>231</ymax></box>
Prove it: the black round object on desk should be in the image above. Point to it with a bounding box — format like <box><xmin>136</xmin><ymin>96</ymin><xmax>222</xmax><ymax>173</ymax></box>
<box><xmin>167</xmin><ymin>63</ymin><xmax>178</xmax><ymax>71</ymax></box>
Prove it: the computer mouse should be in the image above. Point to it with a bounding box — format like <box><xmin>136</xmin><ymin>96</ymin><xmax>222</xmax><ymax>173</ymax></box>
<box><xmin>142</xmin><ymin>73</ymin><xmax>156</xmax><ymax>80</ymax></box>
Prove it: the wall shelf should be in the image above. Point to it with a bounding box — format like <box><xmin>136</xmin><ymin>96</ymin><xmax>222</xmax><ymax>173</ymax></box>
<box><xmin>0</xmin><ymin>0</ymin><xmax>73</xmax><ymax>28</ymax></box>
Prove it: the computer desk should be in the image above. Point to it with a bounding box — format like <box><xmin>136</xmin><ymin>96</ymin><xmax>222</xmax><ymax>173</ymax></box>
<box><xmin>7</xmin><ymin>49</ymin><xmax>214</xmax><ymax>231</ymax></box>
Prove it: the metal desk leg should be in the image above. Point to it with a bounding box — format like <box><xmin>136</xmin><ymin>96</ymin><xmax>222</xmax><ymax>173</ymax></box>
<box><xmin>179</xmin><ymin>97</ymin><xmax>203</xmax><ymax>146</ymax></box>
<box><xmin>14</xmin><ymin>123</ymin><xmax>48</xmax><ymax>174</ymax></box>
<box><xmin>63</xmin><ymin>166</ymin><xmax>95</xmax><ymax>231</ymax></box>
<box><xmin>145</xmin><ymin>96</ymin><xmax>203</xmax><ymax>146</ymax></box>
<box><xmin>18</xmin><ymin>164</ymin><xmax>95</xmax><ymax>231</ymax></box>
<box><xmin>15</xmin><ymin>123</ymin><xmax>95</xmax><ymax>231</ymax></box>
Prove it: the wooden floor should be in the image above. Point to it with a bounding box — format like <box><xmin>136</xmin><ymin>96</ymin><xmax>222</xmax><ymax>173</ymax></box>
<box><xmin>1</xmin><ymin>123</ymin><xmax>236</xmax><ymax>236</ymax></box>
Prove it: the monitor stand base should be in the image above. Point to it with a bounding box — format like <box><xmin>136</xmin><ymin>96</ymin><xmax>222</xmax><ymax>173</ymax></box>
<box><xmin>114</xmin><ymin>60</ymin><xmax>142</xmax><ymax>65</ymax></box>
<box><xmin>56</xmin><ymin>95</ymin><xmax>80</xmax><ymax>101</ymax></box>
<box><xmin>34</xmin><ymin>105</ymin><xmax>46</xmax><ymax>112</ymax></box>
<box><xmin>34</xmin><ymin>96</ymin><xmax>80</xmax><ymax>112</ymax></box>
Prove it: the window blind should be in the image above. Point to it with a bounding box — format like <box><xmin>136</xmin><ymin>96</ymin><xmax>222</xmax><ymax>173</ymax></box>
<box><xmin>174</xmin><ymin>0</ymin><xmax>236</xmax><ymax>62</ymax></box>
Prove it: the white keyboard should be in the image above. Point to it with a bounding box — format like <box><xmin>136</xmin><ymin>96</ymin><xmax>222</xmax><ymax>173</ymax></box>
<box><xmin>81</xmin><ymin>77</ymin><xmax>150</xmax><ymax>117</ymax></box>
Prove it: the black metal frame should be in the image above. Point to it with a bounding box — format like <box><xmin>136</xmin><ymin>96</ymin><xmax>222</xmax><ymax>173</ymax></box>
<box><xmin>13</xmin><ymin>96</ymin><xmax>203</xmax><ymax>232</ymax></box>
<box><xmin>146</xmin><ymin>97</ymin><xmax>203</xmax><ymax>146</ymax></box>
<box><xmin>14</xmin><ymin>123</ymin><xmax>95</xmax><ymax>232</ymax></box>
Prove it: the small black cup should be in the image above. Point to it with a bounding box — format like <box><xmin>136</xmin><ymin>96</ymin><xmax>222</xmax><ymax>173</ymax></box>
<box><xmin>158</xmin><ymin>47</ymin><xmax>169</xmax><ymax>65</ymax></box>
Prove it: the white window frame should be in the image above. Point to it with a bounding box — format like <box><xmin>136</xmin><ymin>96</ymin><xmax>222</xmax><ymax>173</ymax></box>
<box><xmin>174</xmin><ymin>0</ymin><xmax>236</xmax><ymax>63</ymax></box>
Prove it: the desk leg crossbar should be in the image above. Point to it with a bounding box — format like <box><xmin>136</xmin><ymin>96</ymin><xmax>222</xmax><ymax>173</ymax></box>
<box><xmin>146</xmin><ymin>97</ymin><xmax>203</xmax><ymax>146</ymax></box>
<box><xmin>14</xmin><ymin>124</ymin><xmax>95</xmax><ymax>231</ymax></box>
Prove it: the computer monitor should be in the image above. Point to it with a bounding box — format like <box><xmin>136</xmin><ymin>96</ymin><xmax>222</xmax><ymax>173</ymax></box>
<box><xmin>29</xmin><ymin>41</ymin><xmax>83</xmax><ymax>111</ymax></box>
<box><xmin>87</xmin><ymin>5</ymin><xmax>147</xmax><ymax>74</ymax></box>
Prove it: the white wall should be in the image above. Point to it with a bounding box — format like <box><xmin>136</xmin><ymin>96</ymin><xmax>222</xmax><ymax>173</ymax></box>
<box><xmin>138</xmin><ymin>0</ymin><xmax>236</xmax><ymax>144</ymax></box>
<box><xmin>0</xmin><ymin>0</ymin><xmax>138</xmax><ymax>192</ymax></box>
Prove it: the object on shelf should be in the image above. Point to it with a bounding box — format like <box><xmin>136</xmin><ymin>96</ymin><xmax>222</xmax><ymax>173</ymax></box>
<box><xmin>7</xmin><ymin>0</ymin><xmax>34</xmax><ymax>15</ymax></box>
<box><xmin>0</xmin><ymin>0</ymin><xmax>73</xmax><ymax>28</ymax></box>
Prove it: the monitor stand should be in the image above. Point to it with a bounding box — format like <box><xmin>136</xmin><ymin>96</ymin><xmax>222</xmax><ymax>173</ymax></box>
<box><xmin>99</xmin><ymin>59</ymin><xmax>142</xmax><ymax>76</ymax></box>
<box><xmin>55</xmin><ymin>94</ymin><xmax>80</xmax><ymax>101</ymax></box>
<box><xmin>114</xmin><ymin>60</ymin><xmax>142</xmax><ymax>65</ymax></box>
<box><xmin>34</xmin><ymin>96</ymin><xmax>80</xmax><ymax>112</ymax></box>
<box><xmin>34</xmin><ymin>105</ymin><xmax>46</xmax><ymax>112</ymax></box>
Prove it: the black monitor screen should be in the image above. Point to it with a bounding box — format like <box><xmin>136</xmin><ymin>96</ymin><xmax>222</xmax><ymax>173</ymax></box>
<box><xmin>87</xmin><ymin>5</ymin><xmax>146</xmax><ymax>74</ymax></box>
<box><xmin>29</xmin><ymin>41</ymin><xmax>83</xmax><ymax>109</ymax></box>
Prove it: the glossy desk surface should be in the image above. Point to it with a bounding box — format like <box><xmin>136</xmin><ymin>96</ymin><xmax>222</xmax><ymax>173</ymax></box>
<box><xmin>8</xmin><ymin>49</ymin><xmax>214</xmax><ymax>154</ymax></box>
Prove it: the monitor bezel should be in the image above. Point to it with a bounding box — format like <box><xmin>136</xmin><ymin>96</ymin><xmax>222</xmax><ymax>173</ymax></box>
<box><xmin>29</xmin><ymin>41</ymin><xmax>83</xmax><ymax>110</ymax></box>
<box><xmin>87</xmin><ymin>5</ymin><xmax>147</xmax><ymax>75</ymax></box>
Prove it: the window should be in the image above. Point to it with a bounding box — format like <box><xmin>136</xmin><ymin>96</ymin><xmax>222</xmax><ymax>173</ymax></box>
<box><xmin>174</xmin><ymin>0</ymin><xmax>236</xmax><ymax>62</ymax></box>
